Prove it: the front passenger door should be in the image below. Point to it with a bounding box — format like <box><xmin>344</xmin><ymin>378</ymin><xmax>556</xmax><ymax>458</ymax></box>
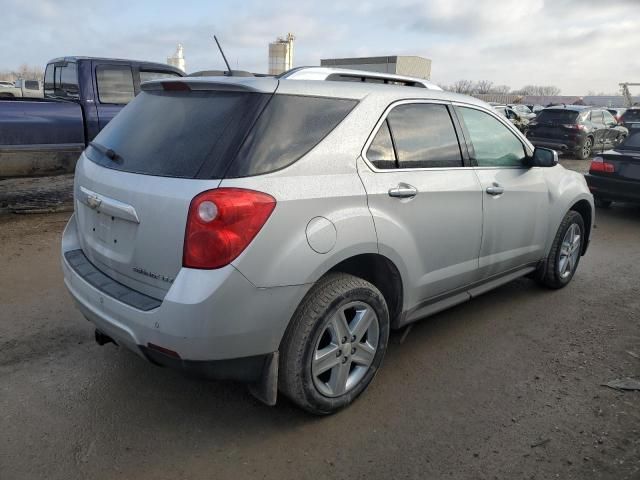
<box><xmin>456</xmin><ymin>105</ymin><xmax>550</xmax><ymax>278</ymax></box>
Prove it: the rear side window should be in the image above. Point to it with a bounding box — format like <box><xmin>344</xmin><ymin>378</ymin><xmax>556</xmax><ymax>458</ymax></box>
<box><xmin>96</xmin><ymin>65</ymin><xmax>135</xmax><ymax>104</ymax></box>
<box><xmin>226</xmin><ymin>95</ymin><xmax>357</xmax><ymax>177</ymax></box>
<box><xmin>590</xmin><ymin>110</ymin><xmax>604</xmax><ymax>125</ymax></box>
<box><xmin>537</xmin><ymin>110</ymin><xmax>579</xmax><ymax>124</ymax></box>
<box><xmin>458</xmin><ymin>107</ymin><xmax>526</xmax><ymax>167</ymax></box>
<box><xmin>386</xmin><ymin>103</ymin><xmax>463</xmax><ymax>169</ymax></box>
<box><xmin>24</xmin><ymin>80</ymin><xmax>39</xmax><ymax>90</ymax></box>
<box><xmin>44</xmin><ymin>62</ymin><xmax>79</xmax><ymax>99</ymax></box>
<box><xmin>87</xmin><ymin>90</ymin><xmax>270</xmax><ymax>178</ymax></box>
<box><xmin>621</xmin><ymin>131</ymin><xmax>640</xmax><ymax>149</ymax></box>
<box><xmin>139</xmin><ymin>71</ymin><xmax>182</xmax><ymax>83</ymax></box>
<box><xmin>367</xmin><ymin>120</ymin><xmax>397</xmax><ymax>169</ymax></box>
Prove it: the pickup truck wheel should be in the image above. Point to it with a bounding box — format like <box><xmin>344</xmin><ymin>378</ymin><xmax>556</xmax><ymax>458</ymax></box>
<box><xmin>537</xmin><ymin>211</ymin><xmax>585</xmax><ymax>289</ymax></box>
<box><xmin>577</xmin><ymin>137</ymin><xmax>593</xmax><ymax>160</ymax></box>
<box><xmin>279</xmin><ymin>272</ymin><xmax>389</xmax><ymax>415</ymax></box>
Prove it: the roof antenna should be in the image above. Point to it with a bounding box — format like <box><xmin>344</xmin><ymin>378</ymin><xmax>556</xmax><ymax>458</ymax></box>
<box><xmin>213</xmin><ymin>35</ymin><xmax>232</xmax><ymax>76</ymax></box>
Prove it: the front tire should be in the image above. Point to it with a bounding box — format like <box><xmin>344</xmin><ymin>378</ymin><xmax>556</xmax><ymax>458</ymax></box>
<box><xmin>537</xmin><ymin>210</ymin><xmax>585</xmax><ymax>289</ymax></box>
<box><xmin>279</xmin><ymin>273</ymin><xmax>390</xmax><ymax>415</ymax></box>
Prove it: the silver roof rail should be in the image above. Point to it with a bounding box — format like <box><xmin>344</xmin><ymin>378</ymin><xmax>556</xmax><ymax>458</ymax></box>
<box><xmin>279</xmin><ymin>67</ymin><xmax>442</xmax><ymax>91</ymax></box>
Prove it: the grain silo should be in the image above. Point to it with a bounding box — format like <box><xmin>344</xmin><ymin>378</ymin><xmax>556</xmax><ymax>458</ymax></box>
<box><xmin>268</xmin><ymin>33</ymin><xmax>295</xmax><ymax>75</ymax></box>
<box><xmin>167</xmin><ymin>44</ymin><xmax>186</xmax><ymax>73</ymax></box>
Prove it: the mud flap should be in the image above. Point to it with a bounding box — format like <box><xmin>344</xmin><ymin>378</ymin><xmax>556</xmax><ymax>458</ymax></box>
<box><xmin>248</xmin><ymin>351</ymin><xmax>278</xmax><ymax>406</ymax></box>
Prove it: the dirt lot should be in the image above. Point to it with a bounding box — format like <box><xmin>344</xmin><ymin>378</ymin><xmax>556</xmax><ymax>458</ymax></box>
<box><xmin>1</xmin><ymin>180</ymin><xmax>639</xmax><ymax>480</ymax></box>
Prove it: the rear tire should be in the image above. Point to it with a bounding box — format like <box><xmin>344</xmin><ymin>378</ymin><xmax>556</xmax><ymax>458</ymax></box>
<box><xmin>279</xmin><ymin>272</ymin><xmax>389</xmax><ymax>415</ymax></box>
<box><xmin>576</xmin><ymin>137</ymin><xmax>593</xmax><ymax>160</ymax></box>
<box><xmin>536</xmin><ymin>210</ymin><xmax>585</xmax><ymax>289</ymax></box>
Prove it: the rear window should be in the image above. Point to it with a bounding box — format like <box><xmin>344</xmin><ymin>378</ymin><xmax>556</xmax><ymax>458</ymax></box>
<box><xmin>621</xmin><ymin>131</ymin><xmax>640</xmax><ymax>150</ymax></box>
<box><xmin>87</xmin><ymin>90</ymin><xmax>270</xmax><ymax>178</ymax></box>
<box><xmin>622</xmin><ymin>109</ymin><xmax>640</xmax><ymax>122</ymax></box>
<box><xmin>536</xmin><ymin>110</ymin><xmax>579</xmax><ymax>124</ymax></box>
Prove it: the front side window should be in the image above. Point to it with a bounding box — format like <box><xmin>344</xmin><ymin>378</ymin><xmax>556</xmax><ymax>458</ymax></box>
<box><xmin>458</xmin><ymin>107</ymin><xmax>526</xmax><ymax>167</ymax></box>
<box><xmin>386</xmin><ymin>103</ymin><xmax>463</xmax><ymax>169</ymax></box>
<box><xmin>602</xmin><ymin>110</ymin><xmax>617</xmax><ymax>126</ymax></box>
<box><xmin>96</xmin><ymin>65</ymin><xmax>135</xmax><ymax>104</ymax></box>
<box><xmin>367</xmin><ymin>120</ymin><xmax>397</xmax><ymax>169</ymax></box>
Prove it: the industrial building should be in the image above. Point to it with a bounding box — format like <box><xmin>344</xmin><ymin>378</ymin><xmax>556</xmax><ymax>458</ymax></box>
<box><xmin>268</xmin><ymin>34</ymin><xmax>295</xmax><ymax>75</ymax></box>
<box><xmin>167</xmin><ymin>44</ymin><xmax>186</xmax><ymax>73</ymax></box>
<box><xmin>321</xmin><ymin>55</ymin><xmax>432</xmax><ymax>80</ymax></box>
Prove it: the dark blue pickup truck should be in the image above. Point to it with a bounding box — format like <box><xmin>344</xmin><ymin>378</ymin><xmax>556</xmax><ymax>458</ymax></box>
<box><xmin>0</xmin><ymin>57</ymin><xmax>184</xmax><ymax>177</ymax></box>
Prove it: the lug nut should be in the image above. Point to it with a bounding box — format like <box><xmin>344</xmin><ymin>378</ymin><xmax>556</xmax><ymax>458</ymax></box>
<box><xmin>351</xmin><ymin>335</ymin><xmax>356</xmax><ymax>342</ymax></box>
<box><xmin>351</xmin><ymin>348</ymin><xmax>356</xmax><ymax>354</ymax></box>
<box><xmin>336</xmin><ymin>350</ymin><xmax>342</xmax><ymax>357</ymax></box>
<box><xmin>342</xmin><ymin>336</ymin><xmax>347</xmax><ymax>344</ymax></box>
<box><xmin>342</xmin><ymin>357</ymin><xmax>348</xmax><ymax>364</ymax></box>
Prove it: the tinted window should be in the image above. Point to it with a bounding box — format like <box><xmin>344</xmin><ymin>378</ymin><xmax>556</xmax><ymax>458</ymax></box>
<box><xmin>621</xmin><ymin>109</ymin><xmax>640</xmax><ymax>121</ymax></box>
<box><xmin>96</xmin><ymin>66</ymin><xmax>135</xmax><ymax>104</ymax></box>
<box><xmin>458</xmin><ymin>107</ymin><xmax>526</xmax><ymax>167</ymax></box>
<box><xmin>44</xmin><ymin>62</ymin><xmax>78</xmax><ymax>99</ymax></box>
<box><xmin>139</xmin><ymin>71</ymin><xmax>182</xmax><ymax>83</ymax></box>
<box><xmin>386</xmin><ymin>103</ymin><xmax>462</xmax><ymax>169</ymax></box>
<box><xmin>87</xmin><ymin>90</ymin><xmax>270</xmax><ymax>178</ymax></box>
<box><xmin>367</xmin><ymin>120</ymin><xmax>397</xmax><ymax>169</ymax></box>
<box><xmin>24</xmin><ymin>80</ymin><xmax>39</xmax><ymax>90</ymax></box>
<box><xmin>590</xmin><ymin>110</ymin><xmax>604</xmax><ymax>125</ymax></box>
<box><xmin>44</xmin><ymin>64</ymin><xmax>54</xmax><ymax>95</ymax></box>
<box><xmin>227</xmin><ymin>95</ymin><xmax>357</xmax><ymax>177</ymax></box>
<box><xmin>537</xmin><ymin>110</ymin><xmax>579</xmax><ymax>123</ymax></box>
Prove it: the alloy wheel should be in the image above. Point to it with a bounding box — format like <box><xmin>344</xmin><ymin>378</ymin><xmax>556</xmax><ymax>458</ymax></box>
<box><xmin>558</xmin><ymin>223</ymin><xmax>582</xmax><ymax>279</ymax></box>
<box><xmin>311</xmin><ymin>301</ymin><xmax>380</xmax><ymax>397</ymax></box>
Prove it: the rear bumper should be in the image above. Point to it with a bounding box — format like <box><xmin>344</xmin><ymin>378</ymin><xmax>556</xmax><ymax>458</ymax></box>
<box><xmin>61</xmin><ymin>214</ymin><xmax>311</xmax><ymax>380</ymax></box>
<box><xmin>585</xmin><ymin>173</ymin><xmax>640</xmax><ymax>203</ymax></box>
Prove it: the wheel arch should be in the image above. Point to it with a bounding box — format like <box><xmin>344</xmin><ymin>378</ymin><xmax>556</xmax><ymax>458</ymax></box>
<box><xmin>569</xmin><ymin>199</ymin><xmax>592</xmax><ymax>255</ymax></box>
<box><xmin>323</xmin><ymin>253</ymin><xmax>404</xmax><ymax>328</ymax></box>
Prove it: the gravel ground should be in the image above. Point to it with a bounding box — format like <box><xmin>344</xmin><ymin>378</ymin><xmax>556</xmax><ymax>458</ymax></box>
<box><xmin>1</xmin><ymin>200</ymin><xmax>639</xmax><ymax>479</ymax></box>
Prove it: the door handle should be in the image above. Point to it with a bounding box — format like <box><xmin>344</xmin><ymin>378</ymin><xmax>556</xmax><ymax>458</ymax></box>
<box><xmin>486</xmin><ymin>184</ymin><xmax>505</xmax><ymax>196</ymax></box>
<box><xmin>388</xmin><ymin>183</ymin><xmax>418</xmax><ymax>198</ymax></box>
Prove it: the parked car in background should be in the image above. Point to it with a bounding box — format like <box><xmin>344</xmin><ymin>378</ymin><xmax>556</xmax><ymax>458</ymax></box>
<box><xmin>493</xmin><ymin>104</ymin><xmax>529</xmax><ymax>132</ymax></box>
<box><xmin>585</xmin><ymin>131</ymin><xmax>640</xmax><ymax>207</ymax></box>
<box><xmin>508</xmin><ymin>104</ymin><xmax>537</xmax><ymax>120</ymax></box>
<box><xmin>526</xmin><ymin>106</ymin><xmax>629</xmax><ymax>159</ymax></box>
<box><xmin>0</xmin><ymin>80</ymin><xmax>14</xmax><ymax>88</ymax></box>
<box><xmin>526</xmin><ymin>104</ymin><xmax>544</xmax><ymax>114</ymax></box>
<box><xmin>619</xmin><ymin>107</ymin><xmax>640</xmax><ymax>132</ymax></box>
<box><xmin>0</xmin><ymin>56</ymin><xmax>183</xmax><ymax>177</ymax></box>
<box><xmin>0</xmin><ymin>79</ymin><xmax>43</xmax><ymax>98</ymax></box>
<box><xmin>61</xmin><ymin>69</ymin><xmax>594</xmax><ymax>414</ymax></box>
<box><xmin>607</xmin><ymin>107</ymin><xmax>627</xmax><ymax>123</ymax></box>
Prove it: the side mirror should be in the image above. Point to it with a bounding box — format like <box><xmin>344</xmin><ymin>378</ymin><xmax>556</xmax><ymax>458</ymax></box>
<box><xmin>529</xmin><ymin>147</ymin><xmax>558</xmax><ymax>167</ymax></box>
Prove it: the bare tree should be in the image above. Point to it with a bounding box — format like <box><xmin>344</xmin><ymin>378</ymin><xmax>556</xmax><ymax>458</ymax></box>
<box><xmin>490</xmin><ymin>84</ymin><xmax>511</xmax><ymax>95</ymax></box>
<box><xmin>515</xmin><ymin>85</ymin><xmax>561</xmax><ymax>96</ymax></box>
<box><xmin>0</xmin><ymin>64</ymin><xmax>44</xmax><ymax>83</ymax></box>
<box><xmin>474</xmin><ymin>80</ymin><xmax>494</xmax><ymax>94</ymax></box>
<box><xmin>450</xmin><ymin>79</ymin><xmax>474</xmax><ymax>94</ymax></box>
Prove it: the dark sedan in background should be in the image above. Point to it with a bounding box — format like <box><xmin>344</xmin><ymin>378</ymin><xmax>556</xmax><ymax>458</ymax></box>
<box><xmin>585</xmin><ymin>131</ymin><xmax>640</xmax><ymax>207</ymax></box>
<box><xmin>619</xmin><ymin>107</ymin><xmax>640</xmax><ymax>133</ymax></box>
<box><xmin>526</xmin><ymin>106</ymin><xmax>628</xmax><ymax>159</ymax></box>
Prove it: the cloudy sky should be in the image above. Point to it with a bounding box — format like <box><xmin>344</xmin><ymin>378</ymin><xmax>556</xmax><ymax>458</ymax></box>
<box><xmin>3</xmin><ymin>0</ymin><xmax>639</xmax><ymax>94</ymax></box>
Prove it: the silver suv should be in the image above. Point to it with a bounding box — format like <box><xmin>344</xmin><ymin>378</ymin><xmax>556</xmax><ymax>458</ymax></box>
<box><xmin>61</xmin><ymin>68</ymin><xmax>594</xmax><ymax>414</ymax></box>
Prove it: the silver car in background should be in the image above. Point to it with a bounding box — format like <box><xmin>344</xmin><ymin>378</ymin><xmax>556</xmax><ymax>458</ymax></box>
<box><xmin>61</xmin><ymin>68</ymin><xmax>594</xmax><ymax>414</ymax></box>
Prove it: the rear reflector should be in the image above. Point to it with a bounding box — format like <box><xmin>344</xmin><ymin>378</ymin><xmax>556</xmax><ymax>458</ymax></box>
<box><xmin>183</xmin><ymin>188</ymin><xmax>276</xmax><ymax>269</ymax></box>
<box><xmin>147</xmin><ymin>343</ymin><xmax>181</xmax><ymax>358</ymax></box>
<box><xmin>589</xmin><ymin>156</ymin><xmax>615</xmax><ymax>173</ymax></box>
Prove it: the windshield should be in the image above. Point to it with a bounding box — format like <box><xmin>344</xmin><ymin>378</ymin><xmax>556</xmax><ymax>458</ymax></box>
<box><xmin>513</xmin><ymin>105</ymin><xmax>531</xmax><ymax>114</ymax></box>
<box><xmin>536</xmin><ymin>110</ymin><xmax>579</xmax><ymax>124</ymax></box>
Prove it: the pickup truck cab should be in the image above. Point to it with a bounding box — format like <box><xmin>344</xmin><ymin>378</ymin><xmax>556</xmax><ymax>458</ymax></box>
<box><xmin>0</xmin><ymin>57</ymin><xmax>183</xmax><ymax>177</ymax></box>
<box><xmin>0</xmin><ymin>79</ymin><xmax>43</xmax><ymax>99</ymax></box>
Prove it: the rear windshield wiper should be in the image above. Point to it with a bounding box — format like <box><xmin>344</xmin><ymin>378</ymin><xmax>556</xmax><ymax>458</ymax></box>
<box><xmin>89</xmin><ymin>141</ymin><xmax>122</xmax><ymax>162</ymax></box>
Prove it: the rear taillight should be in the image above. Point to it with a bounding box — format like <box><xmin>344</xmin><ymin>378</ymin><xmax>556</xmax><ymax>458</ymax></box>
<box><xmin>183</xmin><ymin>188</ymin><xmax>276</xmax><ymax>269</ymax></box>
<box><xmin>589</xmin><ymin>156</ymin><xmax>615</xmax><ymax>173</ymax></box>
<box><xmin>563</xmin><ymin>124</ymin><xmax>586</xmax><ymax>131</ymax></box>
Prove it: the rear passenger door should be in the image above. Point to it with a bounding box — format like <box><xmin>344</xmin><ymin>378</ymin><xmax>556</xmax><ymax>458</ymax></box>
<box><xmin>455</xmin><ymin>105</ymin><xmax>549</xmax><ymax>277</ymax></box>
<box><xmin>357</xmin><ymin>101</ymin><xmax>484</xmax><ymax>307</ymax></box>
<box><xmin>589</xmin><ymin>110</ymin><xmax>607</xmax><ymax>154</ymax></box>
<box><xmin>94</xmin><ymin>64</ymin><xmax>135</xmax><ymax>132</ymax></box>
